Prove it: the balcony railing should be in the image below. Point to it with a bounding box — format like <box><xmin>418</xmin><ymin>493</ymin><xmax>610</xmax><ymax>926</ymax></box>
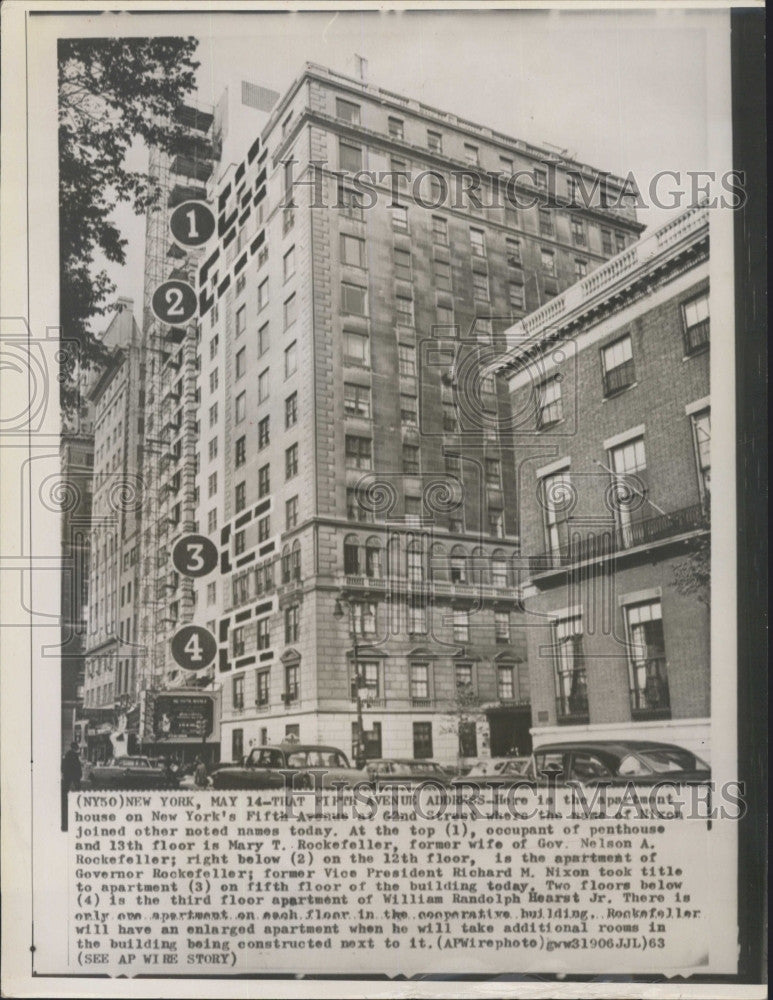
<box><xmin>411</xmin><ymin>697</ymin><xmax>433</xmax><ymax>709</ymax></box>
<box><xmin>529</xmin><ymin>503</ymin><xmax>708</xmax><ymax>573</ymax></box>
<box><xmin>630</xmin><ymin>657</ymin><xmax>671</xmax><ymax>718</ymax></box>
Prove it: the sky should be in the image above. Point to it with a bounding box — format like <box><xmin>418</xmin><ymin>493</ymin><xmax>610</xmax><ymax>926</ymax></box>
<box><xmin>100</xmin><ymin>7</ymin><xmax>726</xmax><ymax>326</ymax></box>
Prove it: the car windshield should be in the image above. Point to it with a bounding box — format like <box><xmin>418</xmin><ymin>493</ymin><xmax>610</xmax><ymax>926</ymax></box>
<box><xmin>617</xmin><ymin>749</ymin><xmax>703</xmax><ymax>776</ymax></box>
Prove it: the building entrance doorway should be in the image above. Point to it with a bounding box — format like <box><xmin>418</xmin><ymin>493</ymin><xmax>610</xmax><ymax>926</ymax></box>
<box><xmin>487</xmin><ymin>707</ymin><xmax>532</xmax><ymax>756</ymax></box>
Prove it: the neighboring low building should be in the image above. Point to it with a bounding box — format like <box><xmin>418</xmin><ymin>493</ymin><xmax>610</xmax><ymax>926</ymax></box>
<box><xmin>498</xmin><ymin>206</ymin><xmax>711</xmax><ymax>759</ymax></box>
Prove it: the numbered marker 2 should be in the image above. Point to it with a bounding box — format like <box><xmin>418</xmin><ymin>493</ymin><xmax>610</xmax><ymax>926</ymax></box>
<box><xmin>169</xmin><ymin>200</ymin><xmax>216</xmax><ymax>248</ymax></box>
<box><xmin>173</xmin><ymin>534</ymin><xmax>218</xmax><ymax>578</ymax></box>
<box><xmin>151</xmin><ymin>279</ymin><xmax>197</xmax><ymax>326</ymax></box>
<box><xmin>171</xmin><ymin>625</ymin><xmax>217</xmax><ymax>671</ymax></box>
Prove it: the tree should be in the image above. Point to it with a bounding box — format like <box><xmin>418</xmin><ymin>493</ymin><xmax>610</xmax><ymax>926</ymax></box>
<box><xmin>441</xmin><ymin>680</ymin><xmax>484</xmax><ymax>770</ymax></box>
<box><xmin>672</xmin><ymin>498</ymin><xmax>711</xmax><ymax>608</ymax></box>
<box><xmin>58</xmin><ymin>37</ymin><xmax>200</xmax><ymax>415</ymax></box>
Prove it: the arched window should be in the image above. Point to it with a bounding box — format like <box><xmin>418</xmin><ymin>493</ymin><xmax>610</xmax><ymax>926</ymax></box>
<box><xmin>429</xmin><ymin>542</ymin><xmax>447</xmax><ymax>581</ymax></box>
<box><xmin>492</xmin><ymin>549</ymin><xmax>508</xmax><ymax>587</ymax></box>
<box><xmin>343</xmin><ymin>534</ymin><xmax>360</xmax><ymax>575</ymax></box>
<box><xmin>450</xmin><ymin>545</ymin><xmax>468</xmax><ymax>583</ymax></box>
<box><xmin>471</xmin><ymin>546</ymin><xmax>487</xmax><ymax>585</ymax></box>
<box><xmin>407</xmin><ymin>539</ymin><xmax>424</xmax><ymax>583</ymax></box>
<box><xmin>365</xmin><ymin>537</ymin><xmax>382</xmax><ymax>578</ymax></box>
<box><xmin>281</xmin><ymin>544</ymin><xmax>291</xmax><ymax>583</ymax></box>
<box><xmin>291</xmin><ymin>539</ymin><xmax>301</xmax><ymax>581</ymax></box>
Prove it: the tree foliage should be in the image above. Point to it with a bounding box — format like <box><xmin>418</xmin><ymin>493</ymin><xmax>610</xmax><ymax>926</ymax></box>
<box><xmin>58</xmin><ymin>36</ymin><xmax>200</xmax><ymax>414</ymax></box>
<box><xmin>672</xmin><ymin>499</ymin><xmax>711</xmax><ymax>608</ymax></box>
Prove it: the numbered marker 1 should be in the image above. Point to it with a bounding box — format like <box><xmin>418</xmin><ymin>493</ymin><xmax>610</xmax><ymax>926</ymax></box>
<box><xmin>169</xmin><ymin>200</ymin><xmax>216</xmax><ymax>248</ymax></box>
<box><xmin>173</xmin><ymin>534</ymin><xmax>219</xmax><ymax>578</ymax></box>
<box><xmin>151</xmin><ymin>279</ymin><xmax>197</xmax><ymax>326</ymax></box>
<box><xmin>171</xmin><ymin>625</ymin><xmax>217</xmax><ymax>671</ymax></box>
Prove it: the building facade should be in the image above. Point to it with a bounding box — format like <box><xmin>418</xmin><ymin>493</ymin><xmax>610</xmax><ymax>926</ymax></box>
<box><xmin>499</xmin><ymin>205</ymin><xmax>711</xmax><ymax>758</ymax></box>
<box><xmin>190</xmin><ymin>62</ymin><xmax>643</xmax><ymax>766</ymax></box>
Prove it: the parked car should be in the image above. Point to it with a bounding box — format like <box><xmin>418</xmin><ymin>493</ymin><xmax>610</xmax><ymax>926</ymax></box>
<box><xmin>526</xmin><ymin>741</ymin><xmax>711</xmax><ymax>786</ymax></box>
<box><xmin>453</xmin><ymin>757</ymin><xmax>531</xmax><ymax>786</ymax></box>
<box><xmin>362</xmin><ymin>759</ymin><xmax>452</xmax><ymax>786</ymax></box>
<box><xmin>209</xmin><ymin>744</ymin><xmax>366</xmax><ymax>790</ymax></box>
<box><xmin>83</xmin><ymin>756</ymin><xmax>176</xmax><ymax>790</ymax></box>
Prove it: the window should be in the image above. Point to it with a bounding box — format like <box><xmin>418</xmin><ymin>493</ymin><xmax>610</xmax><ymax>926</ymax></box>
<box><xmin>341</xmin><ymin>233</ymin><xmax>365</xmax><ymax>268</ymax></box>
<box><xmin>286</xmin><ymin>496</ymin><xmax>298</xmax><ymax>530</ymax></box>
<box><xmin>256</xmin><ymin>669</ymin><xmax>270</xmax><ymax>705</ymax></box>
<box><xmin>396</xmin><ymin>293</ymin><xmax>414</xmax><ymax>326</ymax></box>
<box><xmin>347</xmin><ymin>487</ymin><xmax>372</xmax><ymax>522</ymax></box>
<box><xmin>601</xmin><ymin>229</ymin><xmax>613</xmax><ymax>255</ymax></box>
<box><xmin>554</xmin><ymin>615</ymin><xmax>588</xmax><ymax>719</ymax></box>
<box><xmin>437</xmin><ymin>303</ymin><xmax>454</xmax><ymax>328</ymax></box>
<box><xmin>206</xmin><ymin>581</ymin><xmax>217</xmax><ymax>606</ymax></box>
<box><xmin>413</xmin><ymin>721</ymin><xmax>433</xmax><ymax>759</ymax></box>
<box><xmin>403</xmin><ymin>443</ymin><xmax>420</xmax><ymax>474</ymax></box>
<box><xmin>485</xmin><ymin>457</ymin><xmax>501</xmax><ymax>487</ymax></box>
<box><xmin>601</xmin><ymin>335</ymin><xmax>635</xmax><ymax>395</ymax></box>
<box><xmin>433</xmin><ymin>258</ymin><xmax>452</xmax><ymax>291</ymax></box>
<box><xmin>235</xmin><ymin>481</ymin><xmax>246</xmax><ymax>512</ymax></box>
<box><xmin>472</xmin><ymin>271</ymin><xmax>490</xmax><ymax>302</ymax></box>
<box><xmin>258</xmin><ymin>416</ymin><xmax>270</xmax><ymax>449</ymax></box>
<box><xmin>344</xmin><ymin>382</ymin><xmax>371</xmax><ymax>418</ymax></box>
<box><xmin>410</xmin><ymin>662</ymin><xmax>430</xmax><ymax>701</ymax></box>
<box><xmin>400</xmin><ymin>393</ymin><xmax>418</xmax><ymax>427</ymax></box>
<box><xmin>534</xmin><ymin>167</ymin><xmax>547</xmax><ymax>189</ymax></box>
<box><xmin>540</xmin><ymin>469</ymin><xmax>571</xmax><ymax>560</ymax></box>
<box><xmin>232</xmin><ymin>628</ymin><xmax>245</xmax><ymax>658</ymax></box>
<box><xmin>453</xmin><ymin>608</ymin><xmax>469</xmax><ymax>641</ymax></box>
<box><xmin>209</xmin><ymin>333</ymin><xmax>219</xmax><ymax>360</ymax></box>
<box><xmin>209</xmin><ymin>368</ymin><xmax>219</xmax><ymax>393</ymax></box>
<box><xmin>691</xmin><ymin>409</ymin><xmax>711</xmax><ymax>496</ymax></box>
<box><xmin>284</xmin><ymin>662</ymin><xmax>299</xmax><ymax>701</ymax></box>
<box><xmin>283</xmin><ymin>246</ymin><xmax>295</xmax><ymax>282</ymax></box>
<box><xmin>495</xmin><ymin>611</ymin><xmax>510</xmax><ymax>643</ymax></box>
<box><xmin>538</xmin><ymin>208</ymin><xmax>553</xmax><ymax>236</ymax></box>
<box><xmin>258</xmin><ymin>464</ymin><xmax>270</xmax><ymax>497</ymax></box>
<box><xmin>255</xmin><ymin>367</ymin><xmax>269</xmax><ymax>403</ymax></box>
<box><xmin>339</xmin><ymin>182</ymin><xmax>363</xmax><ymax>220</ymax></box>
<box><xmin>365</xmin><ymin>540</ymin><xmax>381</xmax><ymax>579</ymax></box>
<box><xmin>209</xmin><ymin>402</ymin><xmax>218</xmax><ymax>427</ymax></box>
<box><xmin>397</xmin><ymin>343</ymin><xmax>416</xmax><ymax>379</ymax></box>
<box><xmin>469</xmin><ymin>228</ymin><xmax>486</xmax><ymax>258</ymax></box>
<box><xmin>285</xmin><ymin>443</ymin><xmax>298</xmax><ymax>479</ymax></box>
<box><xmin>339</xmin><ymin>140</ymin><xmax>362</xmax><ymax>172</ymax></box>
<box><xmin>488</xmin><ymin>510</ymin><xmax>504</xmax><ymax>538</ymax></box>
<box><xmin>343</xmin><ymin>536</ymin><xmax>360</xmax><ymax>575</ymax></box>
<box><xmin>442</xmin><ymin>400</ymin><xmax>457</xmax><ymax>432</ymax></box>
<box><xmin>284</xmin><ymin>341</ymin><xmax>297</xmax><ymax>378</ymax></box>
<box><xmin>279</xmin><ymin>392</ymin><xmax>296</xmax><ymax>432</ymax></box>
<box><xmin>232</xmin><ymin>729</ymin><xmax>244</xmax><ymax>763</ymax></box>
<box><xmin>341</xmin><ymin>282</ymin><xmax>367</xmax><ymax>316</ymax></box>
<box><xmin>353</xmin><ymin>602</ymin><xmax>377</xmax><ymax>636</ymax></box>
<box><xmin>432</xmin><ymin>216</ymin><xmax>448</xmax><ymax>246</ymax></box>
<box><xmin>235</xmin><ymin>391</ymin><xmax>246</xmax><ymax>424</ymax></box>
<box><xmin>506</xmin><ymin>237</ymin><xmax>522</xmax><ymax>267</ymax></box>
<box><xmin>625</xmin><ymin>600</ymin><xmax>670</xmax><ymax>715</ymax></box>
<box><xmin>427</xmin><ymin>129</ymin><xmax>443</xmax><ymax>153</ymax></box>
<box><xmin>208</xmin><ymin>471</ymin><xmax>218</xmax><ymax>498</ymax></box>
<box><xmin>682</xmin><ymin>293</ymin><xmax>710</xmax><ymax>353</ymax></box>
<box><xmin>336</xmin><ymin>98</ymin><xmax>360</xmax><ymax>124</ymax></box>
<box><xmin>258</xmin><ymin>321</ymin><xmax>269</xmax><ymax>357</ymax></box>
<box><xmin>464</xmin><ymin>144</ymin><xmax>480</xmax><ymax>166</ymax></box>
<box><xmin>492</xmin><ymin>553</ymin><xmax>508</xmax><ymax>587</ymax></box>
<box><xmin>497</xmin><ymin>664</ymin><xmax>515</xmax><ymax>700</ymax></box>
<box><xmin>208</xmin><ymin>436</ymin><xmax>218</xmax><ymax>461</ymax></box>
<box><xmin>537</xmin><ymin>377</ymin><xmax>563</xmax><ymax>428</ymax></box>
<box><xmin>344</xmin><ymin>331</ymin><xmax>370</xmax><ymax>367</ymax></box>
<box><xmin>407</xmin><ymin>546</ymin><xmax>424</xmax><ymax>583</ymax></box>
<box><xmin>208</xmin><ymin>509</ymin><xmax>217</xmax><ymax>533</ymax></box>
<box><xmin>394</xmin><ymin>248</ymin><xmax>412</xmax><ymax>282</ymax></box>
<box><xmin>574</xmin><ymin>258</ymin><xmax>588</xmax><ymax>280</ymax></box>
<box><xmin>236</xmin><ymin>305</ymin><xmax>246</xmax><ymax>337</ymax></box>
<box><xmin>283</xmin><ymin>293</ymin><xmax>297</xmax><ymax>329</ymax></box>
<box><xmin>234</xmin><ymin>529</ymin><xmax>245</xmax><ymax>555</ymax></box>
<box><xmin>508</xmin><ymin>283</ymin><xmax>525</xmax><ymax>315</ymax></box>
<box><xmin>407</xmin><ymin>601</ymin><xmax>427</xmax><ymax>635</ymax></box>
<box><xmin>257</xmin><ymin>515</ymin><xmax>270</xmax><ymax>542</ymax></box>
<box><xmin>570</xmin><ymin>218</ymin><xmax>586</xmax><ymax>246</ymax></box>
<box><xmin>615</xmin><ymin>231</ymin><xmax>627</xmax><ymax>253</ymax></box>
<box><xmin>391</xmin><ymin>205</ymin><xmax>409</xmax><ymax>232</ymax></box>
<box><xmin>610</xmin><ymin>436</ymin><xmax>647</xmax><ymax>546</ymax></box>
<box><xmin>388</xmin><ymin>116</ymin><xmax>404</xmax><ymax>139</ymax></box>
<box><xmin>541</xmin><ymin>248</ymin><xmax>555</xmax><ymax>275</ymax></box>
<box><xmin>290</xmin><ymin>541</ymin><xmax>301</xmax><ymax>580</ymax></box>
<box><xmin>257</xmin><ymin>277</ymin><xmax>269</xmax><ymax>312</ymax></box>
<box><xmin>231</xmin><ymin>346</ymin><xmax>245</xmax><ymax>381</ymax></box>
<box><xmin>345</xmin><ymin>435</ymin><xmax>372</xmax><ymax>470</ymax></box>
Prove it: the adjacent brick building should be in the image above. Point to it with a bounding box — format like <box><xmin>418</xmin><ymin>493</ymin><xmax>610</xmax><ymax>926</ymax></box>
<box><xmin>191</xmin><ymin>62</ymin><xmax>643</xmax><ymax>765</ymax></box>
<box><xmin>498</xmin><ymin>205</ymin><xmax>711</xmax><ymax>758</ymax></box>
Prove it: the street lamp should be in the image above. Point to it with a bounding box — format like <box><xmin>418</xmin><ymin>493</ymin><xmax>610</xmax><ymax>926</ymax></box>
<box><xmin>334</xmin><ymin>596</ymin><xmax>367</xmax><ymax>769</ymax></box>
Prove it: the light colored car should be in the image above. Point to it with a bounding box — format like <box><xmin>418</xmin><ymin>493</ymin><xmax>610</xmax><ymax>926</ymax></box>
<box><xmin>83</xmin><ymin>756</ymin><xmax>174</xmax><ymax>790</ymax></box>
<box><xmin>363</xmin><ymin>759</ymin><xmax>452</xmax><ymax>786</ymax></box>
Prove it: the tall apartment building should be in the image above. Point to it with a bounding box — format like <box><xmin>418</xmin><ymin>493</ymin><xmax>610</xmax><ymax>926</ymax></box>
<box><xmin>82</xmin><ymin>299</ymin><xmax>145</xmax><ymax>759</ymax></box>
<box><xmin>191</xmin><ymin>62</ymin><xmax>643</xmax><ymax>766</ymax></box>
<box><xmin>500</xmin><ymin>205</ymin><xmax>711</xmax><ymax>758</ymax></box>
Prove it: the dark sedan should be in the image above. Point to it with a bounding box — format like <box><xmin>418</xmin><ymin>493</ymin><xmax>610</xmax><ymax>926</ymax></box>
<box><xmin>83</xmin><ymin>756</ymin><xmax>176</xmax><ymax>790</ymax></box>
<box><xmin>527</xmin><ymin>740</ymin><xmax>711</xmax><ymax>785</ymax></box>
<box><xmin>209</xmin><ymin>743</ymin><xmax>367</xmax><ymax>790</ymax></box>
<box><xmin>362</xmin><ymin>759</ymin><xmax>452</xmax><ymax>786</ymax></box>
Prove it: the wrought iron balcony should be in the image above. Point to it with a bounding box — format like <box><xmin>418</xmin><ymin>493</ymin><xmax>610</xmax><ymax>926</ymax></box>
<box><xmin>529</xmin><ymin>503</ymin><xmax>708</xmax><ymax>574</ymax></box>
<box><xmin>630</xmin><ymin>656</ymin><xmax>671</xmax><ymax>718</ymax></box>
